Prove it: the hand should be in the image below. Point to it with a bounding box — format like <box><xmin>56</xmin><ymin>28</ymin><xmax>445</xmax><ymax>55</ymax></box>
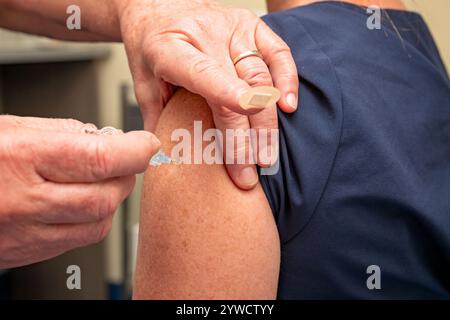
<box><xmin>116</xmin><ymin>0</ymin><xmax>299</xmax><ymax>189</ymax></box>
<box><xmin>0</xmin><ymin>116</ymin><xmax>160</xmax><ymax>268</ymax></box>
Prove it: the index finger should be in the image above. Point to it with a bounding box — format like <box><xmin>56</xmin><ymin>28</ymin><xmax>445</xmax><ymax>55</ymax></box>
<box><xmin>33</xmin><ymin>130</ymin><xmax>161</xmax><ymax>183</ymax></box>
<box><xmin>256</xmin><ymin>21</ymin><xmax>299</xmax><ymax>113</ymax></box>
<box><xmin>145</xmin><ymin>40</ymin><xmax>267</xmax><ymax>116</ymax></box>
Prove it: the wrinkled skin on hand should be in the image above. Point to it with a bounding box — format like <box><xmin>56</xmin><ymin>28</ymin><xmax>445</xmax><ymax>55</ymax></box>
<box><xmin>0</xmin><ymin>116</ymin><xmax>159</xmax><ymax>268</ymax></box>
<box><xmin>117</xmin><ymin>0</ymin><xmax>299</xmax><ymax>189</ymax></box>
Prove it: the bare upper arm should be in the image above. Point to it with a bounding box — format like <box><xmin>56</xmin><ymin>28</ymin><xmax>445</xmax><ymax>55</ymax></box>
<box><xmin>133</xmin><ymin>89</ymin><xmax>280</xmax><ymax>299</ymax></box>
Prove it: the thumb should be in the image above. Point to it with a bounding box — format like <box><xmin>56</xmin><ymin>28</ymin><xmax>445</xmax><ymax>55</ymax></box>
<box><xmin>32</xmin><ymin>129</ymin><xmax>161</xmax><ymax>183</ymax></box>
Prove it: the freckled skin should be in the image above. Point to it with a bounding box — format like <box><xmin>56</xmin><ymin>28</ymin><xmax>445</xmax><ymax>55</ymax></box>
<box><xmin>133</xmin><ymin>89</ymin><xmax>280</xmax><ymax>299</ymax></box>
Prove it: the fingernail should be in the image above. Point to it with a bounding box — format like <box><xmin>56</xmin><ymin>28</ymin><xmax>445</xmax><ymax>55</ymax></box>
<box><xmin>286</xmin><ymin>93</ymin><xmax>298</xmax><ymax>110</ymax></box>
<box><xmin>238</xmin><ymin>167</ymin><xmax>259</xmax><ymax>188</ymax></box>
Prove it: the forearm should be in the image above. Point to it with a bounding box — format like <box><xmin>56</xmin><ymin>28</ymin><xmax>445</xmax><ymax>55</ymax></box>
<box><xmin>0</xmin><ymin>0</ymin><xmax>124</xmax><ymax>41</ymax></box>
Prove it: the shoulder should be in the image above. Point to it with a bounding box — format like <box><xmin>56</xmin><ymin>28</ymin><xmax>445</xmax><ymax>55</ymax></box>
<box><xmin>135</xmin><ymin>89</ymin><xmax>280</xmax><ymax>299</ymax></box>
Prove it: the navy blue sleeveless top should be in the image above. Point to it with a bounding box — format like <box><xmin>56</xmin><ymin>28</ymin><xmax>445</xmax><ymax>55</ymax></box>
<box><xmin>259</xmin><ymin>2</ymin><xmax>450</xmax><ymax>299</ymax></box>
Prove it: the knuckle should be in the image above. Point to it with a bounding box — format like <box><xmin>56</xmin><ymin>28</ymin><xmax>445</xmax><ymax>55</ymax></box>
<box><xmin>213</xmin><ymin>106</ymin><xmax>243</xmax><ymax>122</ymax></box>
<box><xmin>142</xmin><ymin>38</ymin><xmax>159</xmax><ymax>67</ymax></box>
<box><xmin>235</xmin><ymin>8</ymin><xmax>256</xmax><ymax>19</ymax></box>
<box><xmin>61</xmin><ymin>118</ymin><xmax>84</xmax><ymax>132</ymax></box>
<box><xmin>142</xmin><ymin>34</ymin><xmax>172</xmax><ymax>78</ymax></box>
<box><xmin>74</xmin><ymin>230</ymin><xmax>93</xmax><ymax>248</ymax></box>
<box><xmin>281</xmin><ymin>70</ymin><xmax>299</xmax><ymax>79</ymax></box>
<box><xmin>150</xmin><ymin>62</ymin><xmax>163</xmax><ymax>80</ymax></box>
<box><xmin>57</xmin><ymin>189</ymin><xmax>95</xmax><ymax>224</ymax></box>
<box><xmin>271</xmin><ymin>39</ymin><xmax>291</xmax><ymax>56</ymax></box>
<box><xmin>95</xmin><ymin>192</ymin><xmax>117</xmax><ymax>221</ymax></box>
<box><xmin>151</xmin><ymin>55</ymin><xmax>169</xmax><ymax>80</ymax></box>
<box><xmin>44</xmin><ymin>227</ymin><xmax>66</xmax><ymax>246</ymax></box>
<box><xmin>189</xmin><ymin>57</ymin><xmax>223</xmax><ymax>103</ymax></box>
<box><xmin>105</xmin><ymin>192</ymin><xmax>119</xmax><ymax>217</ymax></box>
<box><xmin>88</xmin><ymin>139</ymin><xmax>113</xmax><ymax>180</ymax></box>
<box><xmin>279</xmin><ymin>72</ymin><xmax>299</xmax><ymax>84</ymax></box>
<box><xmin>79</xmin><ymin>194</ymin><xmax>97</xmax><ymax>219</ymax></box>
<box><xmin>9</xmin><ymin>131</ymin><xmax>33</xmax><ymax>163</ymax></box>
<box><xmin>243</xmin><ymin>66</ymin><xmax>272</xmax><ymax>86</ymax></box>
<box><xmin>217</xmin><ymin>81</ymin><xmax>245</xmax><ymax>107</ymax></box>
<box><xmin>252</xmin><ymin>114</ymin><xmax>278</xmax><ymax>130</ymax></box>
<box><xmin>91</xmin><ymin>221</ymin><xmax>112</xmax><ymax>245</ymax></box>
<box><xmin>225</xmin><ymin>130</ymin><xmax>255</xmax><ymax>164</ymax></box>
<box><xmin>190</xmin><ymin>56</ymin><xmax>216</xmax><ymax>77</ymax></box>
